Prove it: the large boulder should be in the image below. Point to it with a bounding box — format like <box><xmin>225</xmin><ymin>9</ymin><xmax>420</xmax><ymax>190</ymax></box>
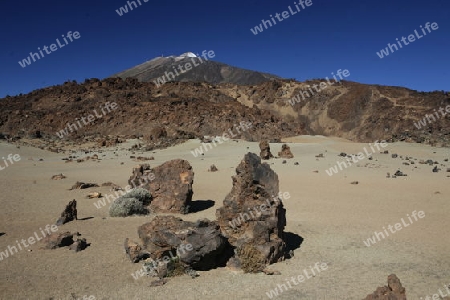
<box><xmin>363</xmin><ymin>274</ymin><xmax>407</xmax><ymax>300</ymax></box>
<box><xmin>216</xmin><ymin>152</ymin><xmax>286</xmax><ymax>272</ymax></box>
<box><xmin>109</xmin><ymin>188</ymin><xmax>152</xmax><ymax>217</ymax></box>
<box><xmin>137</xmin><ymin>216</ymin><xmax>229</xmax><ymax>271</ymax></box>
<box><xmin>139</xmin><ymin>159</ymin><xmax>194</xmax><ymax>214</ymax></box>
<box><xmin>259</xmin><ymin>140</ymin><xmax>273</xmax><ymax>160</ymax></box>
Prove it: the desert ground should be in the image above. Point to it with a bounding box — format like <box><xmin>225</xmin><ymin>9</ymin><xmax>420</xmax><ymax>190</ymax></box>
<box><xmin>0</xmin><ymin>136</ymin><xmax>449</xmax><ymax>300</ymax></box>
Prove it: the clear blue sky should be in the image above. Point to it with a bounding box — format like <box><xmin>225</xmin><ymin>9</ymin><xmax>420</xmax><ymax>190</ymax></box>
<box><xmin>1</xmin><ymin>0</ymin><xmax>449</xmax><ymax>97</ymax></box>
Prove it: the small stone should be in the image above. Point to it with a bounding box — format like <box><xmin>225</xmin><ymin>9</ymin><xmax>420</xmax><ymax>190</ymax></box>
<box><xmin>208</xmin><ymin>164</ymin><xmax>218</xmax><ymax>172</ymax></box>
<box><xmin>51</xmin><ymin>174</ymin><xmax>66</xmax><ymax>180</ymax></box>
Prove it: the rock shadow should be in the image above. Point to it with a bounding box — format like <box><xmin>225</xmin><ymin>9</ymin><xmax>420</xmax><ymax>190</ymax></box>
<box><xmin>189</xmin><ymin>200</ymin><xmax>215</xmax><ymax>213</ymax></box>
<box><xmin>284</xmin><ymin>232</ymin><xmax>304</xmax><ymax>257</ymax></box>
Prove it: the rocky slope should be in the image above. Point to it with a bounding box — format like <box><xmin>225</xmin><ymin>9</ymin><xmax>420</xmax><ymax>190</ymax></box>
<box><xmin>0</xmin><ymin>77</ymin><xmax>448</xmax><ymax>150</ymax></box>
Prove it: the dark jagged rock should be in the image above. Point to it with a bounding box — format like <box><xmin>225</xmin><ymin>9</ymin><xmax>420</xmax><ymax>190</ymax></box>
<box><xmin>216</xmin><ymin>152</ymin><xmax>286</xmax><ymax>273</ymax></box>
<box><xmin>137</xmin><ymin>216</ymin><xmax>229</xmax><ymax>271</ymax></box>
<box><xmin>68</xmin><ymin>238</ymin><xmax>88</xmax><ymax>252</ymax></box>
<box><xmin>56</xmin><ymin>200</ymin><xmax>77</xmax><ymax>226</ymax></box>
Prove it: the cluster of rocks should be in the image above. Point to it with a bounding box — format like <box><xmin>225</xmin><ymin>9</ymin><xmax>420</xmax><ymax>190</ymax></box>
<box><xmin>107</xmin><ymin>160</ymin><xmax>194</xmax><ymax>217</ymax></box>
<box><xmin>123</xmin><ymin>153</ymin><xmax>288</xmax><ymax>280</ymax></box>
<box><xmin>259</xmin><ymin>140</ymin><xmax>294</xmax><ymax>160</ymax></box>
<box><xmin>40</xmin><ymin>232</ymin><xmax>88</xmax><ymax>252</ymax></box>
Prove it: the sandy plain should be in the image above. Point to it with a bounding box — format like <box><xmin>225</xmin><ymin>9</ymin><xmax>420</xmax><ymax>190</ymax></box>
<box><xmin>0</xmin><ymin>136</ymin><xmax>449</xmax><ymax>300</ymax></box>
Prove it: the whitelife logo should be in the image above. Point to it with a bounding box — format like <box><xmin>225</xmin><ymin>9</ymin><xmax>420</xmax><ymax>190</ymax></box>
<box><xmin>250</xmin><ymin>0</ymin><xmax>313</xmax><ymax>35</ymax></box>
<box><xmin>228</xmin><ymin>192</ymin><xmax>291</xmax><ymax>229</ymax></box>
<box><xmin>153</xmin><ymin>50</ymin><xmax>216</xmax><ymax>87</ymax></box>
<box><xmin>56</xmin><ymin>102</ymin><xmax>119</xmax><ymax>139</ymax></box>
<box><xmin>265</xmin><ymin>262</ymin><xmax>328</xmax><ymax>298</ymax></box>
<box><xmin>325</xmin><ymin>141</ymin><xmax>388</xmax><ymax>176</ymax></box>
<box><xmin>288</xmin><ymin>69</ymin><xmax>350</xmax><ymax>106</ymax></box>
<box><xmin>413</xmin><ymin>105</ymin><xmax>450</xmax><ymax>129</ymax></box>
<box><xmin>0</xmin><ymin>154</ymin><xmax>21</xmax><ymax>171</ymax></box>
<box><xmin>0</xmin><ymin>224</ymin><xmax>59</xmax><ymax>262</ymax></box>
<box><xmin>115</xmin><ymin>0</ymin><xmax>149</xmax><ymax>16</ymax></box>
<box><xmin>376</xmin><ymin>22</ymin><xmax>438</xmax><ymax>58</ymax></box>
<box><xmin>18</xmin><ymin>31</ymin><xmax>81</xmax><ymax>68</ymax></box>
<box><xmin>363</xmin><ymin>210</ymin><xmax>425</xmax><ymax>247</ymax></box>
<box><xmin>190</xmin><ymin>122</ymin><xmax>253</xmax><ymax>158</ymax></box>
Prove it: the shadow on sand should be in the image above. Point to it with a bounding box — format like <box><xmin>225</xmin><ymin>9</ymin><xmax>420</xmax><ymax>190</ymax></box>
<box><xmin>189</xmin><ymin>200</ymin><xmax>215</xmax><ymax>213</ymax></box>
<box><xmin>284</xmin><ymin>232</ymin><xmax>304</xmax><ymax>256</ymax></box>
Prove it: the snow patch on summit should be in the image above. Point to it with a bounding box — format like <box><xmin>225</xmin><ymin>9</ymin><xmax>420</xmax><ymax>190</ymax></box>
<box><xmin>174</xmin><ymin>52</ymin><xmax>197</xmax><ymax>61</ymax></box>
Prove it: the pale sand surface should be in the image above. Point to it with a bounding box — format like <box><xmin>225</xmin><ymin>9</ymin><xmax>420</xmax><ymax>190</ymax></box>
<box><xmin>0</xmin><ymin>136</ymin><xmax>449</xmax><ymax>300</ymax></box>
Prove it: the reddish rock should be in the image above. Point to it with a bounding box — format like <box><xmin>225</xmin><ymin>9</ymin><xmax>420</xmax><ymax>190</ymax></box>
<box><xmin>364</xmin><ymin>274</ymin><xmax>407</xmax><ymax>300</ymax></box>
<box><xmin>140</xmin><ymin>160</ymin><xmax>194</xmax><ymax>214</ymax></box>
<box><xmin>124</xmin><ymin>238</ymin><xmax>149</xmax><ymax>263</ymax></box>
<box><xmin>278</xmin><ymin>144</ymin><xmax>294</xmax><ymax>159</ymax></box>
<box><xmin>128</xmin><ymin>164</ymin><xmax>154</xmax><ymax>189</ymax></box>
<box><xmin>216</xmin><ymin>152</ymin><xmax>286</xmax><ymax>273</ymax></box>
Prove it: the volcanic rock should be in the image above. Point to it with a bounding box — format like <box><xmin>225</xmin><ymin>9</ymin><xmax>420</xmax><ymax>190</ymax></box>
<box><xmin>363</xmin><ymin>274</ymin><xmax>406</xmax><ymax>300</ymax></box>
<box><xmin>140</xmin><ymin>159</ymin><xmax>194</xmax><ymax>214</ymax></box>
<box><xmin>137</xmin><ymin>216</ymin><xmax>229</xmax><ymax>271</ymax></box>
<box><xmin>56</xmin><ymin>200</ymin><xmax>77</xmax><ymax>226</ymax></box>
<box><xmin>278</xmin><ymin>144</ymin><xmax>294</xmax><ymax>159</ymax></box>
<box><xmin>68</xmin><ymin>238</ymin><xmax>88</xmax><ymax>252</ymax></box>
<box><xmin>208</xmin><ymin>164</ymin><xmax>218</xmax><ymax>172</ymax></box>
<box><xmin>216</xmin><ymin>152</ymin><xmax>286</xmax><ymax>273</ymax></box>
<box><xmin>51</xmin><ymin>174</ymin><xmax>66</xmax><ymax>180</ymax></box>
<box><xmin>86</xmin><ymin>192</ymin><xmax>102</xmax><ymax>199</ymax></box>
<box><xmin>124</xmin><ymin>238</ymin><xmax>149</xmax><ymax>263</ymax></box>
<box><xmin>128</xmin><ymin>164</ymin><xmax>154</xmax><ymax>189</ymax></box>
<box><xmin>40</xmin><ymin>232</ymin><xmax>75</xmax><ymax>250</ymax></box>
<box><xmin>69</xmin><ymin>181</ymin><xmax>99</xmax><ymax>190</ymax></box>
<box><xmin>259</xmin><ymin>140</ymin><xmax>273</xmax><ymax>160</ymax></box>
